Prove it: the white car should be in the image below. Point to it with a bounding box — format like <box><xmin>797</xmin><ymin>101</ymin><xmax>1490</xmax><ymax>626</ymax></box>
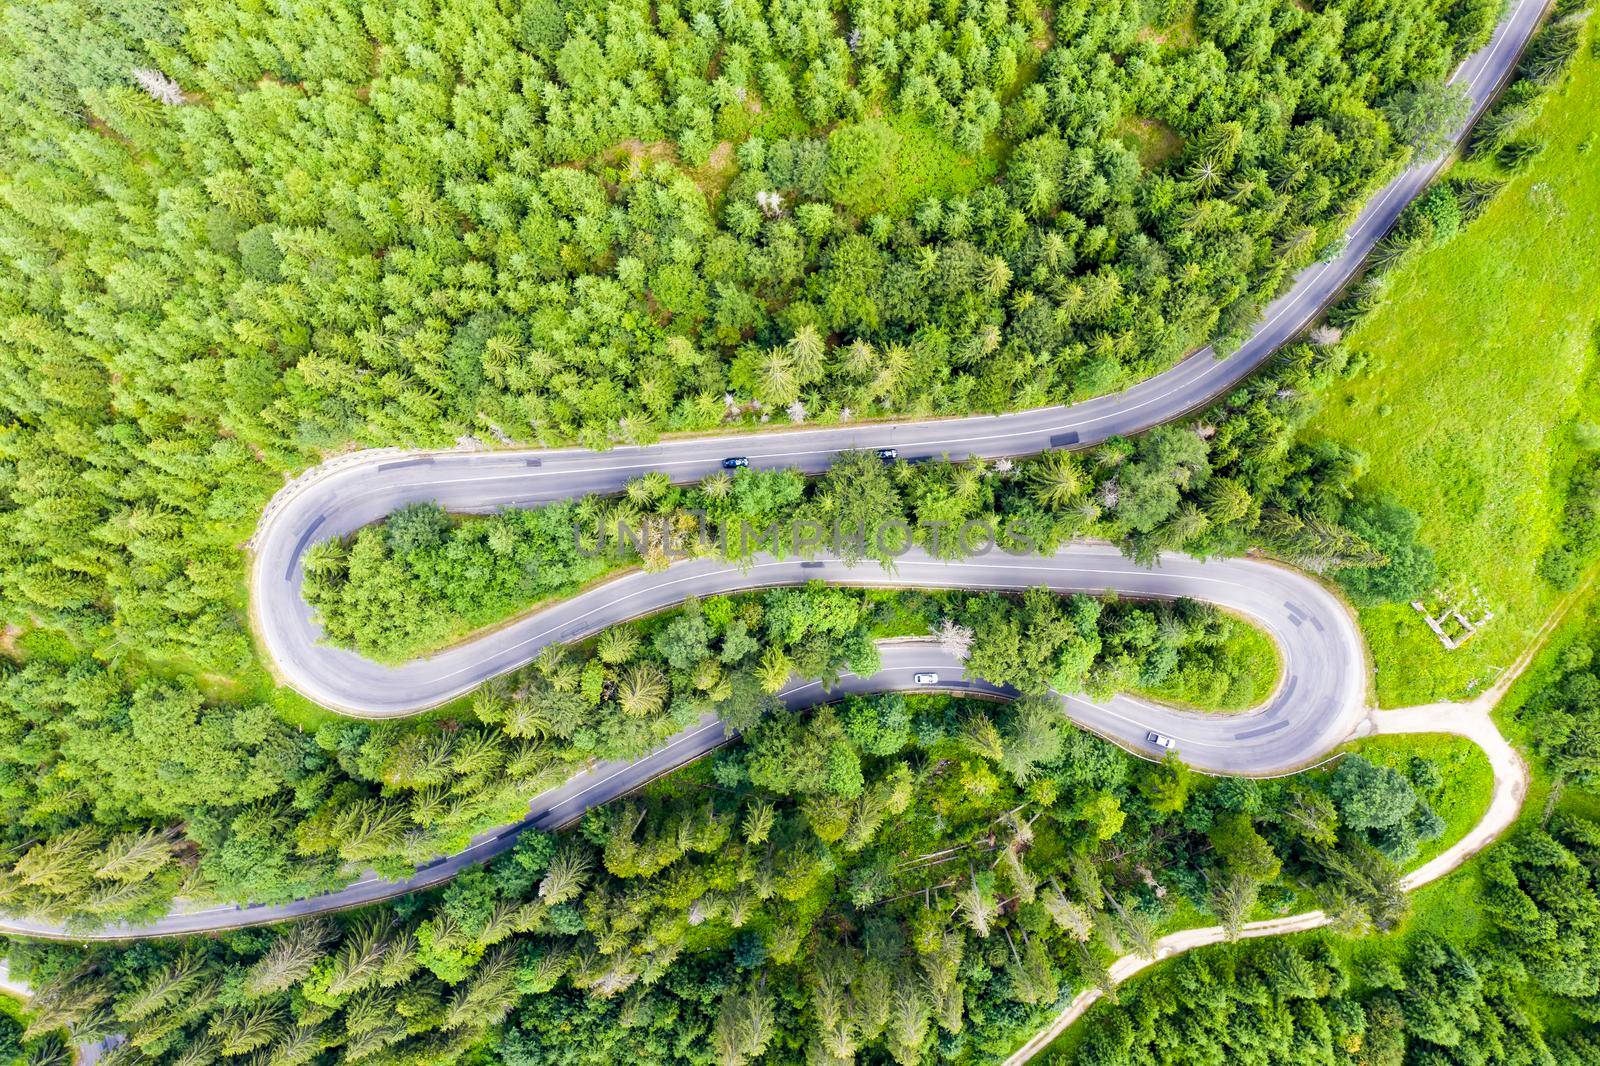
<box><xmin>912</xmin><ymin>672</ymin><xmax>940</xmax><ymax>685</ymax></box>
<box><xmin>1146</xmin><ymin>731</ymin><xmax>1177</xmax><ymax>750</ymax></box>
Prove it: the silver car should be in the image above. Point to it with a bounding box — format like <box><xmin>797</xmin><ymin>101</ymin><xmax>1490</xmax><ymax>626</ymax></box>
<box><xmin>1146</xmin><ymin>731</ymin><xmax>1177</xmax><ymax>750</ymax></box>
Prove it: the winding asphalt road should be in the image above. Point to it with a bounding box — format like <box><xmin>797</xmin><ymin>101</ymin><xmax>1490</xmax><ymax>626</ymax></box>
<box><xmin>260</xmin><ymin>541</ymin><xmax>1365</xmax><ymax>740</ymax></box>
<box><xmin>252</xmin><ymin>0</ymin><xmax>1543</xmax><ymax>718</ymax></box>
<box><xmin>0</xmin><ymin>546</ymin><xmax>1365</xmax><ymax>941</ymax></box>
<box><xmin>0</xmin><ymin>0</ymin><xmax>1547</xmax><ymax>941</ymax></box>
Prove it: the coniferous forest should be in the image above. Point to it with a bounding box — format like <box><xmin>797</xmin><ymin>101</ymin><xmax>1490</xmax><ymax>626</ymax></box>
<box><xmin>0</xmin><ymin>0</ymin><xmax>1491</xmax><ymax>676</ymax></box>
<box><xmin>6</xmin><ymin>0</ymin><xmax>1595</xmax><ymax>1063</ymax></box>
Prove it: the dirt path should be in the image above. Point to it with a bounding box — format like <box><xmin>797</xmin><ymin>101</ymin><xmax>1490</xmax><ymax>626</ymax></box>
<box><xmin>1378</xmin><ymin>705</ymin><xmax>1529</xmax><ymax>889</ymax></box>
<box><xmin>1003</xmin><ymin>699</ymin><xmax>1530</xmax><ymax>1064</ymax></box>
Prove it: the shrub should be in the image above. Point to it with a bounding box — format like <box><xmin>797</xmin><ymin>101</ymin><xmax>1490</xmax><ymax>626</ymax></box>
<box><xmin>1391</xmin><ymin>183</ymin><xmax>1462</xmax><ymax>249</ymax></box>
<box><xmin>1446</xmin><ymin>175</ymin><xmax>1508</xmax><ymax>221</ymax></box>
<box><xmin>1336</xmin><ymin>493</ymin><xmax>1438</xmax><ymax>605</ymax></box>
<box><xmin>1497</xmin><ymin>137</ymin><xmax>1547</xmax><ymax>171</ymax></box>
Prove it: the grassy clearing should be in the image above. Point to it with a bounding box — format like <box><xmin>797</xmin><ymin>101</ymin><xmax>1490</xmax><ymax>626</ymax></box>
<box><xmin>1133</xmin><ymin>614</ymin><xmax>1281</xmax><ymax>712</ymax></box>
<box><xmin>1135</xmin><ymin>0</ymin><xmax>1198</xmax><ymax>49</ymax></box>
<box><xmin>825</xmin><ymin>113</ymin><xmax>997</xmax><ymax>218</ymax></box>
<box><xmin>261</xmin><ymin>683</ymin><xmax>479</xmax><ymax>733</ymax></box>
<box><xmin>1114</xmin><ymin>116</ymin><xmax>1184</xmax><ymax>169</ymax></box>
<box><xmin>1301</xmin><ymin>43</ymin><xmax>1600</xmax><ymax>706</ymax></box>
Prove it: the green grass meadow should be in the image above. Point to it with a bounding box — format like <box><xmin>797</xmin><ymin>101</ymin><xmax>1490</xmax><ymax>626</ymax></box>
<box><xmin>1302</xmin><ymin>43</ymin><xmax>1600</xmax><ymax>706</ymax></box>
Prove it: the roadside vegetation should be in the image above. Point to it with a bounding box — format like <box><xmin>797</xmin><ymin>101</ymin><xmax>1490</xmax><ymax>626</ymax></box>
<box><xmin>4</xmin><ymin>686</ymin><xmax>1468</xmax><ymax>1065</ymax></box>
<box><xmin>0</xmin><ymin>584</ymin><xmax>1284</xmax><ymax>928</ymax></box>
<box><xmin>1129</xmin><ymin>612</ymin><xmax>1278</xmax><ymax>712</ymax></box>
<box><xmin>1301</xmin><ymin>4</ymin><xmax>1600</xmax><ymax>705</ymax></box>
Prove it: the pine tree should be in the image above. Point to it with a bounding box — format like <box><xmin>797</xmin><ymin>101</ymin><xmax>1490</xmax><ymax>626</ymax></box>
<box><xmin>244</xmin><ymin>921</ymin><xmax>332</xmax><ymax>998</ymax></box>
<box><xmin>539</xmin><ymin>847</ymin><xmax>593</xmax><ymax>905</ymax></box>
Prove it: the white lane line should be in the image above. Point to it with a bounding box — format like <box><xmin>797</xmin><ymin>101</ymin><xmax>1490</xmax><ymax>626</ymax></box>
<box><xmin>538</xmin><ymin>720</ymin><xmax>729</xmax><ymax>814</ymax></box>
